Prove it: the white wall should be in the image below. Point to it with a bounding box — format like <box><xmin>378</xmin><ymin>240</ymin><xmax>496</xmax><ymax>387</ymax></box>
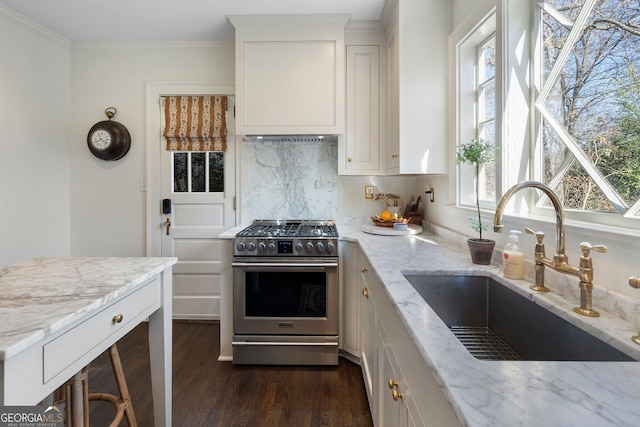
<box><xmin>0</xmin><ymin>6</ymin><xmax>71</xmax><ymax>266</ymax></box>
<box><xmin>69</xmin><ymin>42</ymin><xmax>234</xmax><ymax>256</ymax></box>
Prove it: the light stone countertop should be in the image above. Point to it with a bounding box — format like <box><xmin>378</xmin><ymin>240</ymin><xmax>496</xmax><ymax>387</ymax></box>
<box><xmin>0</xmin><ymin>257</ymin><xmax>177</xmax><ymax>360</ymax></box>
<box><xmin>338</xmin><ymin>223</ymin><xmax>640</xmax><ymax>427</ymax></box>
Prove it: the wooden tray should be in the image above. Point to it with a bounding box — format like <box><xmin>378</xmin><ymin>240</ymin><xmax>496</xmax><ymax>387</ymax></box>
<box><xmin>370</xmin><ymin>216</ymin><xmax>408</xmax><ymax>227</ymax></box>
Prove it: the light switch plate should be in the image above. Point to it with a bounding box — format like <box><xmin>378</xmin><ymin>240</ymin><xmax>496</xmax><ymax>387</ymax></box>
<box><xmin>365</xmin><ymin>186</ymin><xmax>374</xmax><ymax>199</ymax></box>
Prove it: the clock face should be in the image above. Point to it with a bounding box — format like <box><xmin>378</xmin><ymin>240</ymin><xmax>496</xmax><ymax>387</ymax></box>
<box><xmin>90</xmin><ymin>129</ymin><xmax>112</xmax><ymax>150</ymax></box>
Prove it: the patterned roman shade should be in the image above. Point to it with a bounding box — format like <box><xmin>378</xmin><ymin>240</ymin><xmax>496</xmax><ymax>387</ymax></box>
<box><xmin>163</xmin><ymin>96</ymin><xmax>227</xmax><ymax>151</ymax></box>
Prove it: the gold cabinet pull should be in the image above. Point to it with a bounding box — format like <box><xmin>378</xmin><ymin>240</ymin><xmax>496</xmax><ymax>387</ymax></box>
<box><xmin>348</xmin><ymin>157</ymin><xmax>353</xmax><ymax>162</ymax></box>
<box><xmin>391</xmin><ymin>154</ymin><xmax>398</xmax><ymax>159</ymax></box>
<box><xmin>112</xmin><ymin>314</ymin><xmax>124</xmax><ymax>324</ymax></box>
<box><xmin>361</xmin><ymin>267</ymin><xmax>368</xmax><ymax>273</ymax></box>
<box><xmin>392</xmin><ymin>389</ymin><xmax>403</xmax><ymax>401</ymax></box>
<box><xmin>362</xmin><ymin>287</ymin><xmax>369</xmax><ymax>298</ymax></box>
<box><xmin>388</xmin><ymin>378</ymin><xmax>398</xmax><ymax>389</ymax></box>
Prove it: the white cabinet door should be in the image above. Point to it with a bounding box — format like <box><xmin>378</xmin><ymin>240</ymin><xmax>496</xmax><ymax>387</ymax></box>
<box><xmin>378</xmin><ymin>324</ymin><xmax>406</xmax><ymax>427</ymax></box>
<box><xmin>340</xmin><ymin>241</ymin><xmax>360</xmax><ymax>356</ymax></box>
<box><xmin>359</xmin><ymin>253</ymin><xmax>377</xmax><ymax>407</ymax></box>
<box><xmin>341</xmin><ymin>45</ymin><xmax>382</xmax><ymax>175</ymax></box>
<box><xmin>230</xmin><ymin>15</ymin><xmax>348</xmax><ymax>136</ymax></box>
<box><xmin>383</xmin><ymin>0</ymin><xmax>449</xmax><ymax>175</ymax></box>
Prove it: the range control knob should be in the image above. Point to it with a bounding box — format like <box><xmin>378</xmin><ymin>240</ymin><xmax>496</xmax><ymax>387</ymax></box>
<box><xmin>257</xmin><ymin>242</ymin><xmax>267</xmax><ymax>252</ymax></box>
<box><xmin>236</xmin><ymin>242</ymin><xmax>246</xmax><ymax>252</ymax></box>
<box><xmin>315</xmin><ymin>242</ymin><xmax>325</xmax><ymax>253</ymax></box>
<box><xmin>305</xmin><ymin>242</ymin><xmax>314</xmax><ymax>253</ymax></box>
<box><xmin>295</xmin><ymin>242</ymin><xmax>304</xmax><ymax>252</ymax></box>
<box><xmin>268</xmin><ymin>242</ymin><xmax>277</xmax><ymax>252</ymax></box>
<box><xmin>326</xmin><ymin>242</ymin><xmax>335</xmax><ymax>254</ymax></box>
<box><xmin>247</xmin><ymin>242</ymin><xmax>256</xmax><ymax>252</ymax></box>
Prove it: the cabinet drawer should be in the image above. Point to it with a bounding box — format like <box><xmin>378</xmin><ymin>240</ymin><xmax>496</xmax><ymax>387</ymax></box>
<box><xmin>43</xmin><ymin>278</ymin><xmax>160</xmax><ymax>382</ymax></box>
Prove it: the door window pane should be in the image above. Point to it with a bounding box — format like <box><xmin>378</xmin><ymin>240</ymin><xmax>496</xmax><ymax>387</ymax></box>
<box><xmin>173</xmin><ymin>152</ymin><xmax>188</xmax><ymax>193</ymax></box>
<box><xmin>191</xmin><ymin>152</ymin><xmax>206</xmax><ymax>193</ymax></box>
<box><xmin>209</xmin><ymin>152</ymin><xmax>224</xmax><ymax>193</ymax></box>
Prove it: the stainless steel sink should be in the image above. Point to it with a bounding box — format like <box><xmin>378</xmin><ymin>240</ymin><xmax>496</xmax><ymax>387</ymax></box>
<box><xmin>403</xmin><ymin>274</ymin><xmax>636</xmax><ymax>361</ymax></box>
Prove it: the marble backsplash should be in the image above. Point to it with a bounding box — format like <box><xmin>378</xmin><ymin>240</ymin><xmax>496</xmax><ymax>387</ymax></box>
<box><xmin>240</xmin><ymin>139</ymin><xmax>338</xmax><ymax>223</ymax></box>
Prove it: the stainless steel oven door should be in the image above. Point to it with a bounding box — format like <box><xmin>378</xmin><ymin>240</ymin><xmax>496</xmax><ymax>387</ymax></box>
<box><xmin>231</xmin><ymin>258</ymin><xmax>338</xmax><ymax>336</ymax></box>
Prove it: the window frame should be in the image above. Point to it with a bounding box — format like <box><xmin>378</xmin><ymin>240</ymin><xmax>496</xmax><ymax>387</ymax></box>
<box><xmin>530</xmin><ymin>0</ymin><xmax>640</xmax><ymax>229</ymax></box>
<box><xmin>455</xmin><ymin>9</ymin><xmax>498</xmax><ymax>211</ymax></box>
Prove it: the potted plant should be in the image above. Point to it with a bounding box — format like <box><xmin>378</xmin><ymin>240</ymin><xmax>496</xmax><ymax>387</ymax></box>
<box><xmin>455</xmin><ymin>139</ymin><xmax>497</xmax><ymax>265</ymax></box>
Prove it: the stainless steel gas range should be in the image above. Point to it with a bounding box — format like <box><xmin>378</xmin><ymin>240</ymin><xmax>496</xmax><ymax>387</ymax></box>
<box><xmin>231</xmin><ymin>219</ymin><xmax>339</xmax><ymax>365</ymax></box>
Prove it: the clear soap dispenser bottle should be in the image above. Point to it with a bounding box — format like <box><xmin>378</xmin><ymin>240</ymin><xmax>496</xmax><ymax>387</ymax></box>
<box><xmin>503</xmin><ymin>230</ymin><xmax>524</xmax><ymax>279</ymax></box>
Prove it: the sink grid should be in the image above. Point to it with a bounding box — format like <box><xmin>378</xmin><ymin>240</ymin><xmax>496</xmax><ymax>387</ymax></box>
<box><xmin>450</xmin><ymin>327</ymin><xmax>523</xmax><ymax>360</ymax></box>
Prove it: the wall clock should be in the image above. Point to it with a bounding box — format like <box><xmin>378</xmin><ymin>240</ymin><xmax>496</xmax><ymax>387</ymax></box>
<box><xmin>87</xmin><ymin>107</ymin><xmax>131</xmax><ymax>161</ymax></box>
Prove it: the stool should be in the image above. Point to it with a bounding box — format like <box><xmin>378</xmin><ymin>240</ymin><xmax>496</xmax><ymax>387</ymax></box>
<box><xmin>55</xmin><ymin>344</ymin><xmax>138</xmax><ymax>427</ymax></box>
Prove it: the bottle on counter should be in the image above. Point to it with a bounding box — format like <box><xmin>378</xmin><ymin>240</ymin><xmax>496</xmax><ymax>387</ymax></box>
<box><xmin>503</xmin><ymin>230</ymin><xmax>524</xmax><ymax>279</ymax></box>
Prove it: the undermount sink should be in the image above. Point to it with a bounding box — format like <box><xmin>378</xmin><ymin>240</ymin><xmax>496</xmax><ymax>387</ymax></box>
<box><xmin>403</xmin><ymin>274</ymin><xmax>636</xmax><ymax>362</ymax></box>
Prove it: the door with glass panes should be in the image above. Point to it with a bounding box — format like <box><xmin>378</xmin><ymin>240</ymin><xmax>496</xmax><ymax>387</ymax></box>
<box><xmin>160</xmin><ymin>95</ymin><xmax>235</xmax><ymax>319</ymax></box>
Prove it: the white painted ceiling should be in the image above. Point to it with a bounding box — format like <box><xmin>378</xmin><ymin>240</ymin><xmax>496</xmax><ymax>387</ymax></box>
<box><xmin>0</xmin><ymin>0</ymin><xmax>386</xmax><ymax>42</ymax></box>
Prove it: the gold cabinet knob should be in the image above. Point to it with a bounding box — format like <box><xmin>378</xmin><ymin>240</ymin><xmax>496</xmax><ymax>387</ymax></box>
<box><xmin>362</xmin><ymin>287</ymin><xmax>369</xmax><ymax>298</ymax></box>
<box><xmin>348</xmin><ymin>157</ymin><xmax>353</xmax><ymax>162</ymax></box>
<box><xmin>392</xmin><ymin>389</ymin><xmax>403</xmax><ymax>401</ymax></box>
<box><xmin>388</xmin><ymin>378</ymin><xmax>398</xmax><ymax>389</ymax></box>
<box><xmin>630</xmin><ymin>277</ymin><xmax>640</xmax><ymax>289</ymax></box>
<box><xmin>112</xmin><ymin>314</ymin><xmax>124</xmax><ymax>324</ymax></box>
<box><xmin>361</xmin><ymin>267</ymin><xmax>368</xmax><ymax>273</ymax></box>
<box><xmin>391</xmin><ymin>154</ymin><xmax>398</xmax><ymax>159</ymax></box>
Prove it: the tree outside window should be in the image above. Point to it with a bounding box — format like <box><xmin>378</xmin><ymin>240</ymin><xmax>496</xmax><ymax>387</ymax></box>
<box><xmin>537</xmin><ymin>0</ymin><xmax>640</xmax><ymax>218</ymax></box>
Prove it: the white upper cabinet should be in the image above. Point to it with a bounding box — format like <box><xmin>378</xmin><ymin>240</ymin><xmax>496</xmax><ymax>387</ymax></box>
<box><xmin>228</xmin><ymin>15</ymin><xmax>349</xmax><ymax>136</ymax></box>
<box><xmin>341</xmin><ymin>44</ymin><xmax>382</xmax><ymax>175</ymax></box>
<box><xmin>382</xmin><ymin>0</ymin><xmax>449</xmax><ymax>174</ymax></box>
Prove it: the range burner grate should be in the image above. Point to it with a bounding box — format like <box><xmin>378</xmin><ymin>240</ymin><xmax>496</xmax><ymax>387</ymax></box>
<box><xmin>450</xmin><ymin>326</ymin><xmax>522</xmax><ymax>360</ymax></box>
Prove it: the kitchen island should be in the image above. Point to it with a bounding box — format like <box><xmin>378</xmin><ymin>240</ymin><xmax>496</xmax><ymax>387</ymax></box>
<box><xmin>338</xmin><ymin>224</ymin><xmax>640</xmax><ymax>426</ymax></box>
<box><xmin>0</xmin><ymin>257</ymin><xmax>176</xmax><ymax>427</ymax></box>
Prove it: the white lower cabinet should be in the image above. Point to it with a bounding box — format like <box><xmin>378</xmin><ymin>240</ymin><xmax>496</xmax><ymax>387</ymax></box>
<box><xmin>340</xmin><ymin>241</ymin><xmax>361</xmax><ymax>357</ymax></box>
<box><xmin>359</xmin><ymin>251</ymin><xmax>377</xmax><ymax>406</ymax></box>
<box><xmin>340</xmin><ymin>245</ymin><xmax>460</xmax><ymax>427</ymax></box>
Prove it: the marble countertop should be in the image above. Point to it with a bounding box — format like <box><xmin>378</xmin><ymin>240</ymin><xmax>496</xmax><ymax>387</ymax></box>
<box><xmin>0</xmin><ymin>257</ymin><xmax>177</xmax><ymax>360</ymax></box>
<box><xmin>338</xmin><ymin>224</ymin><xmax>640</xmax><ymax>427</ymax></box>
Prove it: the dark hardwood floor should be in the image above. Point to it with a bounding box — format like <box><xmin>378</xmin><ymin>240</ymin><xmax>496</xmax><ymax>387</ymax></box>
<box><xmin>87</xmin><ymin>321</ymin><xmax>373</xmax><ymax>427</ymax></box>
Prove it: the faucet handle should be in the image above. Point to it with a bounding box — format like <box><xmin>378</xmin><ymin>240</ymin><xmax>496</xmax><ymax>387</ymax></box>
<box><xmin>524</xmin><ymin>227</ymin><xmax>545</xmax><ymax>244</ymax></box>
<box><xmin>579</xmin><ymin>242</ymin><xmax>607</xmax><ymax>257</ymax></box>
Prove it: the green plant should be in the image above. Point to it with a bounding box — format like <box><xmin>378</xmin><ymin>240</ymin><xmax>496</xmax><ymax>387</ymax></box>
<box><xmin>455</xmin><ymin>139</ymin><xmax>496</xmax><ymax>240</ymax></box>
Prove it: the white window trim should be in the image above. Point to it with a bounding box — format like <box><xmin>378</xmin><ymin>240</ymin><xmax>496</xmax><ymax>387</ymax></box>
<box><xmin>452</xmin><ymin>3</ymin><xmax>497</xmax><ymax>210</ymax></box>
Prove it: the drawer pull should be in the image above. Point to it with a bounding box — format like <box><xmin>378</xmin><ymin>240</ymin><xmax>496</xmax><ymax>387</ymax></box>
<box><xmin>392</xmin><ymin>389</ymin><xmax>403</xmax><ymax>401</ymax></box>
<box><xmin>362</xmin><ymin>287</ymin><xmax>369</xmax><ymax>298</ymax></box>
<box><xmin>112</xmin><ymin>314</ymin><xmax>124</xmax><ymax>324</ymax></box>
<box><xmin>388</xmin><ymin>378</ymin><xmax>398</xmax><ymax>389</ymax></box>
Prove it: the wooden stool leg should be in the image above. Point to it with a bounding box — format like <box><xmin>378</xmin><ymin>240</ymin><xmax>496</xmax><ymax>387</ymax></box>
<box><xmin>108</xmin><ymin>344</ymin><xmax>138</xmax><ymax>427</ymax></box>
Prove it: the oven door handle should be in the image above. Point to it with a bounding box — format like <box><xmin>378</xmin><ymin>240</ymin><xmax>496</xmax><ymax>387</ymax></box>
<box><xmin>232</xmin><ymin>341</ymin><xmax>339</xmax><ymax>347</ymax></box>
<box><xmin>231</xmin><ymin>262</ymin><xmax>338</xmax><ymax>268</ymax></box>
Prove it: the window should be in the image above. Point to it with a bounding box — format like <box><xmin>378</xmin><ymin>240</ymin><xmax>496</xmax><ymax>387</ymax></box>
<box><xmin>477</xmin><ymin>35</ymin><xmax>497</xmax><ymax>202</ymax></box>
<box><xmin>535</xmin><ymin>0</ymin><xmax>640</xmax><ymax>224</ymax></box>
<box><xmin>173</xmin><ymin>151</ymin><xmax>224</xmax><ymax>193</ymax></box>
<box><xmin>456</xmin><ymin>11</ymin><xmax>497</xmax><ymax>209</ymax></box>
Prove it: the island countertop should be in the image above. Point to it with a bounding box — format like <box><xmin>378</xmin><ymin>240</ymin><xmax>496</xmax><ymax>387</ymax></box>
<box><xmin>339</xmin><ymin>224</ymin><xmax>640</xmax><ymax>427</ymax></box>
<box><xmin>0</xmin><ymin>257</ymin><xmax>176</xmax><ymax>360</ymax></box>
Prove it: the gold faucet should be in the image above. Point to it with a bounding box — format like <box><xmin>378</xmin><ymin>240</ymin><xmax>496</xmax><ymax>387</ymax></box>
<box><xmin>493</xmin><ymin>180</ymin><xmax>606</xmax><ymax>317</ymax></box>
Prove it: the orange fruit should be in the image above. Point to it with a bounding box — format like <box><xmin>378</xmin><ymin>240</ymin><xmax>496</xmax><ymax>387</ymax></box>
<box><xmin>379</xmin><ymin>210</ymin><xmax>393</xmax><ymax>220</ymax></box>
